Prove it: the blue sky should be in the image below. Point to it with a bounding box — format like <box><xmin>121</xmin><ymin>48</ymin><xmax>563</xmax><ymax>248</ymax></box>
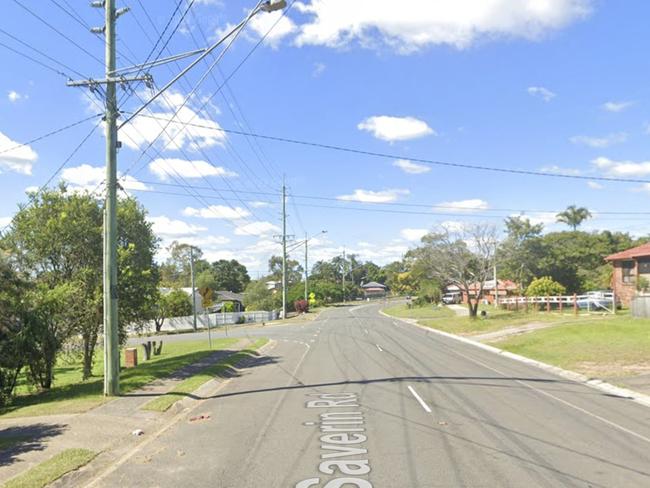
<box><xmin>1</xmin><ymin>0</ymin><xmax>649</xmax><ymax>276</ymax></box>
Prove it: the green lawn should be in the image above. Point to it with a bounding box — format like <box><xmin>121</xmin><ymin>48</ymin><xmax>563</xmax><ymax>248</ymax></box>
<box><xmin>142</xmin><ymin>338</ymin><xmax>269</xmax><ymax>412</ymax></box>
<box><xmin>382</xmin><ymin>303</ymin><xmax>455</xmax><ymax>320</ymax></box>
<box><xmin>2</xmin><ymin>448</ymin><xmax>96</xmax><ymax>488</ymax></box>
<box><xmin>1</xmin><ymin>338</ymin><xmax>238</xmax><ymax>418</ymax></box>
<box><xmin>497</xmin><ymin>315</ymin><xmax>650</xmax><ymax>377</ymax></box>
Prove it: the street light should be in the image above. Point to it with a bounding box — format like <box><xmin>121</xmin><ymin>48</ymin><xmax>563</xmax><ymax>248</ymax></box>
<box><xmin>261</xmin><ymin>0</ymin><xmax>287</xmax><ymax>12</ymax></box>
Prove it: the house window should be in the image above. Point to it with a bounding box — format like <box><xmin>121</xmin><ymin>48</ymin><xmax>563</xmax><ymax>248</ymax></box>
<box><xmin>622</xmin><ymin>261</ymin><xmax>635</xmax><ymax>283</ymax></box>
<box><xmin>638</xmin><ymin>259</ymin><xmax>650</xmax><ymax>275</ymax></box>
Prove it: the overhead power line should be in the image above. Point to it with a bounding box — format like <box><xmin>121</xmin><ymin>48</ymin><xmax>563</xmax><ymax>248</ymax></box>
<box><xmin>124</xmin><ymin>113</ymin><xmax>650</xmax><ymax>186</ymax></box>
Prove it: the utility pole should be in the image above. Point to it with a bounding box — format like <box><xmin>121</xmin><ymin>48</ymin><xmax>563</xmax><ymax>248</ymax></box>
<box><xmin>304</xmin><ymin>233</ymin><xmax>308</xmax><ymax>302</ymax></box>
<box><xmin>281</xmin><ymin>182</ymin><xmax>287</xmax><ymax>319</ymax></box>
<box><xmin>189</xmin><ymin>246</ymin><xmax>197</xmax><ymax>331</ymax></box>
<box><xmin>494</xmin><ymin>244</ymin><xmax>499</xmax><ymax>308</ymax></box>
<box><xmin>103</xmin><ymin>0</ymin><xmax>120</xmax><ymax>396</ymax></box>
<box><xmin>342</xmin><ymin>247</ymin><xmax>346</xmax><ymax>303</ymax></box>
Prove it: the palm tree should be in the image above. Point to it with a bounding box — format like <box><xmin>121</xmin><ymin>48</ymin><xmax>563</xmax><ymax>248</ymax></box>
<box><xmin>556</xmin><ymin>205</ymin><xmax>592</xmax><ymax>230</ymax></box>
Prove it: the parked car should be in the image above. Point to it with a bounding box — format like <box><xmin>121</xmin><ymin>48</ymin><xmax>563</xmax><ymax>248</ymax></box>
<box><xmin>442</xmin><ymin>292</ymin><xmax>461</xmax><ymax>305</ymax></box>
<box><xmin>576</xmin><ymin>291</ymin><xmax>616</xmax><ymax>310</ymax></box>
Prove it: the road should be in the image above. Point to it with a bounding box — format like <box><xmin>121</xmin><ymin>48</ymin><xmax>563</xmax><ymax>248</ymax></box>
<box><xmin>100</xmin><ymin>303</ymin><xmax>650</xmax><ymax>487</ymax></box>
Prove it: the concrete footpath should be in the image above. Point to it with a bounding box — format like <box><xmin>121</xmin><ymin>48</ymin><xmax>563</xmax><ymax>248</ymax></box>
<box><xmin>0</xmin><ymin>338</ymin><xmax>261</xmax><ymax>485</ymax></box>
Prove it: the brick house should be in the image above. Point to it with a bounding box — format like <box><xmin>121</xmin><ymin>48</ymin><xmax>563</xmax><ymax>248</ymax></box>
<box><xmin>605</xmin><ymin>243</ymin><xmax>650</xmax><ymax>306</ymax></box>
<box><xmin>447</xmin><ymin>279</ymin><xmax>520</xmax><ymax>305</ymax></box>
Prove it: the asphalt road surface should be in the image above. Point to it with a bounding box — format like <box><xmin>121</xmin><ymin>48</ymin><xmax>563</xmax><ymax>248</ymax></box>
<box><xmin>103</xmin><ymin>303</ymin><xmax>650</xmax><ymax>487</ymax></box>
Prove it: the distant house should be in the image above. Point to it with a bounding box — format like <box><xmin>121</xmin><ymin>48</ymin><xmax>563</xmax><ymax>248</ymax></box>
<box><xmin>213</xmin><ymin>291</ymin><xmax>245</xmax><ymax>313</ymax></box>
<box><xmin>447</xmin><ymin>279</ymin><xmax>520</xmax><ymax>305</ymax></box>
<box><xmin>265</xmin><ymin>280</ymin><xmax>281</xmax><ymax>292</ymax></box>
<box><xmin>361</xmin><ymin>281</ymin><xmax>388</xmax><ymax>299</ymax></box>
<box><xmin>605</xmin><ymin>243</ymin><xmax>650</xmax><ymax>306</ymax></box>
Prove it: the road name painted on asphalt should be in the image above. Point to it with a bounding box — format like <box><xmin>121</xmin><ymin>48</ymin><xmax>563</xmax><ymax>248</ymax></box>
<box><xmin>296</xmin><ymin>392</ymin><xmax>373</xmax><ymax>488</ymax></box>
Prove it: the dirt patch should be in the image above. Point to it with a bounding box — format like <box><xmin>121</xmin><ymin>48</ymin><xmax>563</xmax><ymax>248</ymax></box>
<box><xmin>574</xmin><ymin>361</ymin><xmax>650</xmax><ymax>378</ymax></box>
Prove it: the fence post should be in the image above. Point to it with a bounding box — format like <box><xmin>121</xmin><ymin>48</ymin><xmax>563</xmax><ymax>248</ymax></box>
<box><xmin>546</xmin><ymin>295</ymin><xmax>550</xmax><ymax>312</ymax></box>
<box><xmin>525</xmin><ymin>296</ymin><xmax>529</xmax><ymax>313</ymax></box>
<box><xmin>573</xmin><ymin>293</ymin><xmax>578</xmax><ymax>315</ymax></box>
<box><xmin>559</xmin><ymin>296</ymin><xmax>563</xmax><ymax>313</ymax></box>
<box><xmin>515</xmin><ymin>296</ymin><xmax>519</xmax><ymax>312</ymax></box>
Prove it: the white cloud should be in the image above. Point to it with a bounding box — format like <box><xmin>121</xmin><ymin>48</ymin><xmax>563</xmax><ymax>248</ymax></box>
<box><xmin>516</xmin><ymin>212</ymin><xmax>558</xmax><ymax>226</ymax></box>
<box><xmin>436</xmin><ymin>199</ymin><xmax>488</xmax><ymax>212</ymax></box>
<box><xmin>393</xmin><ymin>159</ymin><xmax>431</xmax><ymax>174</ymax></box>
<box><xmin>234</xmin><ymin>221</ymin><xmax>280</xmax><ymax>236</ymax></box>
<box><xmin>570</xmin><ymin>132</ymin><xmax>627</xmax><ymax>148</ymax></box>
<box><xmin>120</xmin><ymin>90</ymin><xmax>226</xmax><ymax>152</ymax></box>
<box><xmin>337</xmin><ymin>188</ymin><xmax>410</xmax><ymax>203</ymax></box>
<box><xmin>312</xmin><ymin>62</ymin><xmax>326</xmax><ymax>77</ymax></box>
<box><xmin>358</xmin><ymin>116</ymin><xmax>435</xmax><ymax>142</ymax></box>
<box><xmin>61</xmin><ymin>164</ymin><xmax>150</xmax><ymax>193</ymax></box>
<box><xmin>0</xmin><ymin>131</ymin><xmax>37</xmax><ymax>175</ymax></box>
<box><xmin>587</xmin><ymin>181</ymin><xmax>604</xmax><ymax>190</ymax></box>
<box><xmin>183</xmin><ymin>205</ymin><xmax>251</xmax><ymax>220</ymax></box>
<box><xmin>250</xmin><ymin>201</ymin><xmax>271</xmax><ymax>208</ymax></box>
<box><xmin>149</xmin><ymin>157</ymin><xmax>237</xmax><ymax>181</ymax></box>
<box><xmin>24</xmin><ymin>185</ymin><xmax>39</xmax><ymax>194</ymax></box>
<box><xmin>148</xmin><ymin>216</ymin><xmax>208</xmax><ymax>238</ymax></box>
<box><xmin>602</xmin><ymin>100</ymin><xmax>633</xmax><ymax>113</ymax></box>
<box><xmin>7</xmin><ymin>91</ymin><xmax>26</xmax><ymax>102</ymax></box>
<box><xmin>540</xmin><ymin>165</ymin><xmax>583</xmax><ymax>176</ymax></box>
<box><xmin>294</xmin><ymin>0</ymin><xmax>591</xmax><ymax>53</ymax></box>
<box><xmin>0</xmin><ymin>216</ymin><xmax>11</xmax><ymax>228</ymax></box>
<box><xmin>400</xmin><ymin>228</ymin><xmax>428</xmax><ymax>241</ymax></box>
<box><xmin>527</xmin><ymin>86</ymin><xmax>556</xmax><ymax>102</ymax></box>
<box><xmin>249</xmin><ymin>9</ymin><xmax>298</xmax><ymax>48</ymax></box>
<box><xmin>592</xmin><ymin>157</ymin><xmax>650</xmax><ymax>177</ymax></box>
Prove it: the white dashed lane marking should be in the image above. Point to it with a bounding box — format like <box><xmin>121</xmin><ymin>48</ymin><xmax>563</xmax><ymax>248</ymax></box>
<box><xmin>376</xmin><ymin>344</ymin><xmax>383</xmax><ymax>352</ymax></box>
<box><xmin>408</xmin><ymin>385</ymin><xmax>432</xmax><ymax>413</ymax></box>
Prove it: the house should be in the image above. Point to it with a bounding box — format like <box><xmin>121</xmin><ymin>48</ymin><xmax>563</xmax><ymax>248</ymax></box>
<box><xmin>447</xmin><ymin>279</ymin><xmax>520</xmax><ymax>305</ymax></box>
<box><xmin>361</xmin><ymin>281</ymin><xmax>388</xmax><ymax>299</ymax></box>
<box><xmin>605</xmin><ymin>243</ymin><xmax>650</xmax><ymax>306</ymax></box>
<box><xmin>212</xmin><ymin>291</ymin><xmax>245</xmax><ymax>313</ymax></box>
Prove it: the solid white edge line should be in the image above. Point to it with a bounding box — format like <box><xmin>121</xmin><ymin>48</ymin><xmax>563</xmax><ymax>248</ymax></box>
<box><xmin>379</xmin><ymin>310</ymin><xmax>650</xmax><ymax>410</ymax></box>
<box><xmin>408</xmin><ymin>385</ymin><xmax>432</xmax><ymax>413</ymax></box>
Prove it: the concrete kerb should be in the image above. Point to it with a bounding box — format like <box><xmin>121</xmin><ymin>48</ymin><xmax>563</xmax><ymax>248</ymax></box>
<box><xmin>379</xmin><ymin>310</ymin><xmax>650</xmax><ymax>410</ymax></box>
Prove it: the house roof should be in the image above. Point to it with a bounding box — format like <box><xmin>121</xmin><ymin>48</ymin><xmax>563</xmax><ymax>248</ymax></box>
<box><xmin>361</xmin><ymin>281</ymin><xmax>387</xmax><ymax>289</ymax></box>
<box><xmin>605</xmin><ymin>243</ymin><xmax>650</xmax><ymax>262</ymax></box>
<box><xmin>216</xmin><ymin>291</ymin><xmax>244</xmax><ymax>302</ymax></box>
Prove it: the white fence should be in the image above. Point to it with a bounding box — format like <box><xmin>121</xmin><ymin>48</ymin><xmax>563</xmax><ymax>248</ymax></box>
<box><xmin>132</xmin><ymin>310</ymin><xmax>279</xmax><ymax>335</ymax></box>
<box><xmin>499</xmin><ymin>292</ymin><xmax>616</xmax><ymax>314</ymax></box>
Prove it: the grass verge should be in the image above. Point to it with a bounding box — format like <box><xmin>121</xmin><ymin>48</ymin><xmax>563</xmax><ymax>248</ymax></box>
<box><xmin>383</xmin><ymin>303</ymin><xmax>455</xmax><ymax>320</ymax></box>
<box><xmin>1</xmin><ymin>338</ymin><xmax>238</xmax><ymax>419</ymax></box>
<box><xmin>496</xmin><ymin>315</ymin><xmax>650</xmax><ymax>378</ymax></box>
<box><xmin>0</xmin><ymin>436</ymin><xmax>29</xmax><ymax>452</ymax></box>
<box><xmin>142</xmin><ymin>338</ymin><xmax>269</xmax><ymax>412</ymax></box>
<box><xmin>2</xmin><ymin>448</ymin><xmax>96</xmax><ymax>488</ymax></box>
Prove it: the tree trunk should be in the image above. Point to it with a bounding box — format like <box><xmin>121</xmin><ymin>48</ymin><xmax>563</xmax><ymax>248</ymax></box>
<box><xmin>154</xmin><ymin>317</ymin><xmax>164</xmax><ymax>332</ymax></box>
<box><xmin>468</xmin><ymin>299</ymin><xmax>479</xmax><ymax>318</ymax></box>
<box><xmin>81</xmin><ymin>327</ymin><xmax>98</xmax><ymax>380</ymax></box>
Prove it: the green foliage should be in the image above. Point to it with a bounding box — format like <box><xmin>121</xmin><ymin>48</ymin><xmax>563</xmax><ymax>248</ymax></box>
<box><xmin>414</xmin><ymin>280</ymin><xmax>442</xmax><ymax>306</ymax></box>
<box><xmin>0</xmin><ymin>255</ymin><xmax>26</xmax><ymax>406</ymax></box>
<box><xmin>196</xmin><ymin>269</ymin><xmax>217</xmax><ymax>291</ymax></box>
<box><xmin>526</xmin><ymin>276</ymin><xmax>566</xmax><ymax>297</ymax></box>
<box><xmin>556</xmin><ymin>205</ymin><xmax>592</xmax><ymax>230</ymax></box>
<box><xmin>210</xmin><ymin>259</ymin><xmax>250</xmax><ymax>292</ymax></box>
<box><xmin>308</xmin><ymin>279</ymin><xmax>343</xmax><ymax>305</ymax></box>
<box><xmin>154</xmin><ymin>289</ymin><xmax>192</xmax><ymax>331</ymax></box>
<box><xmin>637</xmin><ymin>276</ymin><xmax>650</xmax><ymax>293</ymax></box>
<box><xmin>244</xmin><ymin>280</ymin><xmax>277</xmax><ymax>311</ymax></box>
<box><xmin>268</xmin><ymin>255</ymin><xmax>303</xmax><ymax>285</ymax></box>
<box><xmin>222</xmin><ymin>301</ymin><xmax>235</xmax><ymax>313</ymax></box>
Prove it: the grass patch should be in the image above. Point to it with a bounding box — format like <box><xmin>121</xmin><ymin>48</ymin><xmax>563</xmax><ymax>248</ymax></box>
<box><xmin>142</xmin><ymin>338</ymin><xmax>269</xmax><ymax>412</ymax></box>
<box><xmin>2</xmin><ymin>448</ymin><xmax>96</xmax><ymax>488</ymax></box>
<box><xmin>496</xmin><ymin>315</ymin><xmax>650</xmax><ymax>377</ymax></box>
<box><xmin>1</xmin><ymin>339</ymin><xmax>238</xmax><ymax>419</ymax></box>
<box><xmin>418</xmin><ymin>305</ymin><xmax>600</xmax><ymax>336</ymax></box>
<box><xmin>383</xmin><ymin>303</ymin><xmax>455</xmax><ymax>320</ymax></box>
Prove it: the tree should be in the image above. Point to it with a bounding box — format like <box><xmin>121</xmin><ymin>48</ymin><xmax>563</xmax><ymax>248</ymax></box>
<box><xmin>526</xmin><ymin>276</ymin><xmax>566</xmax><ymax>297</ymax></box>
<box><xmin>414</xmin><ymin>224</ymin><xmax>498</xmax><ymax>318</ymax></box>
<box><xmin>161</xmin><ymin>242</ymin><xmax>206</xmax><ymax>287</ymax></box>
<box><xmin>153</xmin><ymin>289</ymin><xmax>192</xmax><ymax>332</ymax></box>
<box><xmin>497</xmin><ymin>216</ymin><xmax>545</xmax><ymax>289</ymax></box>
<box><xmin>196</xmin><ymin>269</ymin><xmax>217</xmax><ymax>291</ymax></box>
<box><xmin>556</xmin><ymin>205</ymin><xmax>592</xmax><ymax>230</ymax></box>
<box><xmin>210</xmin><ymin>259</ymin><xmax>250</xmax><ymax>292</ymax></box>
<box><xmin>0</xmin><ymin>254</ymin><xmax>27</xmax><ymax>406</ymax></box>
<box><xmin>243</xmin><ymin>280</ymin><xmax>277</xmax><ymax>311</ymax></box>
<box><xmin>268</xmin><ymin>255</ymin><xmax>303</xmax><ymax>285</ymax></box>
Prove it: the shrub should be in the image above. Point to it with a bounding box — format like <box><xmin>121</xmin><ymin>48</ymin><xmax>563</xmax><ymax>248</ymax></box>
<box><xmin>637</xmin><ymin>276</ymin><xmax>650</xmax><ymax>293</ymax></box>
<box><xmin>294</xmin><ymin>299</ymin><xmax>309</xmax><ymax>314</ymax></box>
<box><xmin>526</xmin><ymin>276</ymin><xmax>566</xmax><ymax>297</ymax></box>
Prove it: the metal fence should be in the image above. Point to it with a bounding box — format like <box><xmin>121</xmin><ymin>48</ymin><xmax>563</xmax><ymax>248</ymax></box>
<box><xmin>499</xmin><ymin>292</ymin><xmax>616</xmax><ymax>314</ymax></box>
<box><xmin>132</xmin><ymin>310</ymin><xmax>279</xmax><ymax>334</ymax></box>
<box><xmin>631</xmin><ymin>296</ymin><xmax>650</xmax><ymax>318</ymax></box>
